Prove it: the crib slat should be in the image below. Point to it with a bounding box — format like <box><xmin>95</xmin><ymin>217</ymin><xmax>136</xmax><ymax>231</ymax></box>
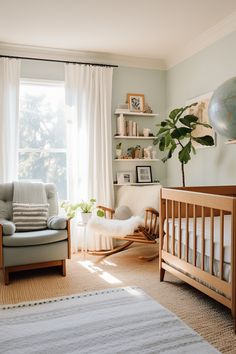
<box><xmin>185</xmin><ymin>203</ymin><xmax>189</xmax><ymax>262</ymax></box>
<box><xmin>172</xmin><ymin>201</ymin><xmax>175</xmax><ymax>255</ymax></box>
<box><xmin>210</xmin><ymin>208</ymin><xmax>214</xmax><ymax>275</ymax></box>
<box><xmin>193</xmin><ymin>205</ymin><xmax>197</xmax><ymax>267</ymax></box>
<box><xmin>166</xmin><ymin>200</ymin><xmax>169</xmax><ymax>253</ymax></box>
<box><xmin>178</xmin><ymin>202</ymin><xmax>182</xmax><ymax>258</ymax></box>
<box><xmin>201</xmin><ymin>206</ymin><xmax>205</xmax><ymax>271</ymax></box>
<box><xmin>220</xmin><ymin>210</ymin><xmax>224</xmax><ymax>280</ymax></box>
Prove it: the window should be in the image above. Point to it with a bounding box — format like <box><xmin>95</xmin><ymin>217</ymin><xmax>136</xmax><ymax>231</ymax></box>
<box><xmin>18</xmin><ymin>80</ymin><xmax>67</xmax><ymax>199</ymax></box>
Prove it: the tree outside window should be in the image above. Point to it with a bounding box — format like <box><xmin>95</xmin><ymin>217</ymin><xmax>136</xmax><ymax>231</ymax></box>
<box><xmin>19</xmin><ymin>80</ymin><xmax>67</xmax><ymax>199</ymax></box>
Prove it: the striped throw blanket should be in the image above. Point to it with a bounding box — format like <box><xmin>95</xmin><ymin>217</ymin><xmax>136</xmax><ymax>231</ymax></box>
<box><xmin>13</xmin><ymin>203</ymin><xmax>49</xmax><ymax>231</ymax></box>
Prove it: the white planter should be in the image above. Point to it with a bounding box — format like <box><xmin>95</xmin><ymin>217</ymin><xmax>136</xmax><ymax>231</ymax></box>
<box><xmin>80</xmin><ymin>212</ymin><xmax>92</xmax><ymax>224</ymax></box>
<box><xmin>116</xmin><ymin>149</ymin><xmax>122</xmax><ymax>158</ymax></box>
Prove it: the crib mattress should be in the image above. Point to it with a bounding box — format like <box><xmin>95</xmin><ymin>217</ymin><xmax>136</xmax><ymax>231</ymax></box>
<box><xmin>163</xmin><ymin>215</ymin><xmax>231</xmax><ymax>282</ymax></box>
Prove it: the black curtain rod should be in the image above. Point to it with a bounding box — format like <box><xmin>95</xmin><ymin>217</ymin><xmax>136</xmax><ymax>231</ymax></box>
<box><xmin>0</xmin><ymin>54</ymin><xmax>118</xmax><ymax>68</ymax></box>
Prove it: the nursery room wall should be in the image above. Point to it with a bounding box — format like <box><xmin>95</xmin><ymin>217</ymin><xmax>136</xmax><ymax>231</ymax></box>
<box><xmin>166</xmin><ymin>30</ymin><xmax>236</xmax><ymax>187</ymax></box>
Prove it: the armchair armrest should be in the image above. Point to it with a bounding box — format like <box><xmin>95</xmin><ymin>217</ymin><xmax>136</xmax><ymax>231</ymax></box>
<box><xmin>0</xmin><ymin>219</ymin><xmax>16</xmax><ymax>235</ymax></box>
<box><xmin>97</xmin><ymin>205</ymin><xmax>115</xmax><ymax>219</ymax></box>
<box><xmin>47</xmin><ymin>216</ymin><xmax>67</xmax><ymax>230</ymax></box>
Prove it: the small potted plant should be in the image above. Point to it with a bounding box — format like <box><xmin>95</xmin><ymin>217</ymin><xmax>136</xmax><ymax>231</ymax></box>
<box><xmin>78</xmin><ymin>198</ymin><xmax>96</xmax><ymax>223</ymax></box>
<box><xmin>60</xmin><ymin>201</ymin><xmax>80</xmax><ymax>219</ymax></box>
<box><xmin>116</xmin><ymin>142</ymin><xmax>122</xmax><ymax>159</ymax></box>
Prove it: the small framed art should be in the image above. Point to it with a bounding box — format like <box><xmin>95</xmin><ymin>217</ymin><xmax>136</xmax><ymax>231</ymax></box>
<box><xmin>117</xmin><ymin>171</ymin><xmax>133</xmax><ymax>185</ymax></box>
<box><xmin>136</xmin><ymin>166</ymin><xmax>152</xmax><ymax>183</ymax></box>
<box><xmin>127</xmin><ymin>93</ymin><xmax>145</xmax><ymax>112</ymax></box>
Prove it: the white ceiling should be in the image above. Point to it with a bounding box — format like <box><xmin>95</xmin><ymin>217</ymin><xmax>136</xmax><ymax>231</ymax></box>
<box><xmin>0</xmin><ymin>0</ymin><xmax>236</xmax><ymax>68</ymax></box>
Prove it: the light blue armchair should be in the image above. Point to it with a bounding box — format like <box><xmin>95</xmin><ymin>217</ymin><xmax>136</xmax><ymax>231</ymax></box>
<box><xmin>0</xmin><ymin>182</ymin><xmax>71</xmax><ymax>285</ymax></box>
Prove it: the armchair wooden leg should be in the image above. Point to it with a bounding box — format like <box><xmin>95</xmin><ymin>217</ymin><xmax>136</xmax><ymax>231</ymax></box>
<box><xmin>4</xmin><ymin>268</ymin><xmax>9</xmax><ymax>285</ymax></box>
<box><xmin>61</xmin><ymin>260</ymin><xmax>66</xmax><ymax>276</ymax></box>
<box><xmin>160</xmin><ymin>267</ymin><xmax>165</xmax><ymax>282</ymax></box>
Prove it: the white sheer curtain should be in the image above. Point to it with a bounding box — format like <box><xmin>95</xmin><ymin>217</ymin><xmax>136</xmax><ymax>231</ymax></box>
<box><xmin>65</xmin><ymin>64</ymin><xmax>114</xmax><ymax>251</ymax></box>
<box><xmin>0</xmin><ymin>58</ymin><xmax>21</xmax><ymax>182</ymax></box>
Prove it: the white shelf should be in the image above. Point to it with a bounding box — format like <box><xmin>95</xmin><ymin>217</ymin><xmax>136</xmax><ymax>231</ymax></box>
<box><xmin>114</xmin><ymin>183</ymin><xmax>160</xmax><ymax>186</ymax></box>
<box><xmin>114</xmin><ymin>136</ymin><xmax>154</xmax><ymax>140</ymax></box>
<box><xmin>114</xmin><ymin>159</ymin><xmax>161</xmax><ymax>162</ymax></box>
<box><xmin>225</xmin><ymin>140</ymin><xmax>236</xmax><ymax>144</ymax></box>
<box><xmin>115</xmin><ymin>110</ymin><xmax>158</xmax><ymax>117</ymax></box>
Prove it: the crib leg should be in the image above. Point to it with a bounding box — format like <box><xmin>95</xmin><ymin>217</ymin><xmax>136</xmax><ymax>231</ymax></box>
<box><xmin>160</xmin><ymin>267</ymin><xmax>165</xmax><ymax>282</ymax></box>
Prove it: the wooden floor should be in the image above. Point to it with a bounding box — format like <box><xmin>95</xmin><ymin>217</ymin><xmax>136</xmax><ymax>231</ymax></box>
<box><xmin>0</xmin><ymin>244</ymin><xmax>235</xmax><ymax>353</ymax></box>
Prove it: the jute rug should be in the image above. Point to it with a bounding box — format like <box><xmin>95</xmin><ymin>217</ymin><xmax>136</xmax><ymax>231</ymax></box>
<box><xmin>0</xmin><ymin>287</ymin><xmax>219</xmax><ymax>354</ymax></box>
<box><xmin>0</xmin><ymin>244</ymin><xmax>235</xmax><ymax>353</ymax></box>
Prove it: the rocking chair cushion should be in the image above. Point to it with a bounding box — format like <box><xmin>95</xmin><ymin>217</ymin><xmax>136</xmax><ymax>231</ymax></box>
<box><xmin>114</xmin><ymin>206</ymin><xmax>132</xmax><ymax>220</ymax></box>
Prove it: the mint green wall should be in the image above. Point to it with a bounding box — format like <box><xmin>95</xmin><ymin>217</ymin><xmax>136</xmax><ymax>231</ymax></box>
<box><xmin>112</xmin><ymin>66</ymin><xmax>167</xmax><ymax>185</ymax></box>
<box><xmin>166</xmin><ymin>30</ymin><xmax>236</xmax><ymax>187</ymax></box>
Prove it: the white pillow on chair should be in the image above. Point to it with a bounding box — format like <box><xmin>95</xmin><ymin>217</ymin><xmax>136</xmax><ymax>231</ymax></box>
<box><xmin>116</xmin><ymin>185</ymin><xmax>161</xmax><ymax>216</ymax></box>
<box><xmin>114</xmin><ymin>206</ymin><xmax>132</xmax><ymax>220</ymax></box>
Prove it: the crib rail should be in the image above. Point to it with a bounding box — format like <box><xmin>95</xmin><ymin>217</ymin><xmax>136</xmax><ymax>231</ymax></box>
<box><xmin>159</xmin><ymin>187</ymin><xmax>236</xmax><ymax>316</ymax></box>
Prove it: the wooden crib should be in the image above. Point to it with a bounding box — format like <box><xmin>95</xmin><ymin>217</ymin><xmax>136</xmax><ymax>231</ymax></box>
<box><xmin>159</xmin><ymin>185</ymin><xmax>236</xmax><ymax>330</ymax></box>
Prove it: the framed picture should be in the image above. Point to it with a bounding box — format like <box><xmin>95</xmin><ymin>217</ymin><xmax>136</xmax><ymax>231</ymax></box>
<box><xmin>117</xmin><ymin>171</ymin><xmax>133</xmax><ymax>185</ymax></box>
<box><xmin>186</xmin><ymin>92</ymin><xmax>216</xmax><ymax>148</ymax></box>
<box><xmin>127</xmin><ymin>93</ymin><xmax>145</xmax><ymax>112</ymax></box>
<box><xmin>136</xmin><ymin>166</ymin><xmax>152</xmax><ymax>183</ymax></box>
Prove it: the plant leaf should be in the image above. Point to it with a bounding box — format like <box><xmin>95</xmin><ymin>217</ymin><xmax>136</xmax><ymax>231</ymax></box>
<box><xmin>192</xmin><ymin>135</ymin><xmax>214</xmax><ymax>146</ymax></box>
<box><xmin>171</xmin><ymin>127</ymin><xmax>192</xmax><ymax>139</ymax></box>
<box><xmin>179</xmin><ymin>115</ymin><xmax>198</xmax><ymax>127</ymax></box>
<box><xmin>169</xmin><ymin>108</ymin><xmax>182</xmax><ymax>120</ymax></box>
<box><xmin>178</xmin><ymin>142</ymin><xmax>191</xmax><ymax>164</ymax></box>
<box><xmin>159</xmin><ymin>137</ymin><xmax>166</xmax><ymax>151</ymax></box>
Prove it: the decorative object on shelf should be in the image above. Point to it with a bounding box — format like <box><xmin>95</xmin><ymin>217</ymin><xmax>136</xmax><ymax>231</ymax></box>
<box><xmin>117</xmin><ymin>171</ymin><xmax>133</xmax><ymax>185</ymax></box>
<box><xmin>143</xmin><ymin>103</ymin><xmax>153</xmax><ymax>113</ymax></box>
<box><xmin>116</xmin><ymin>142</ymin><xmax>122</xmax><ymax>158</ymax></box>
<box><xmin>186</xmin><ymin>92</ymin><xmax>216</xmax><ymax>148</ymax></box>
<box><xmin>117</xmin><ymin>113</ymin><xmax>126</xmax><ymax>136</ymax></box>
<box><xmin>208</xmin><ymin>76</ymin><xmax>236</xmax><ymax>140</ymax></box>
<box><xmin>143</xmin><ymin>128</ymin><xmax>151</xmax><ymax>137</ymax></box>
<box><xmin>134</xmin><ymin>145</ymin><xmax>142</xmax><ymax>159</ymax></box>
<box><xmin>144</xmin><ymin>145</ymin><xmax>153</xmax><ymax>159</ymax></box>
<box><xmin>136</xmin><ymin>166</ymin><xmax>152</xmax><ymax>183</ymax></box>
<box><xmin>116</xmin><ymin>103</ymin><xmax>129</xmax><ymax>113</ymax></box>
<box><xmin>153</xmin><ymin>103</ymin><xmax>214</xmax><ymax>187</ymax></box>
<box><xmin>127</xmin><ymin>146</ymin><xmax>135</xmax><ymax>158</ymax></box>
<box><xmin>127</xmin><ymin>93</ymin><xmax>145</xmax><ymax>112</ymax></box>
<box><xmin>151</xmin><ymin>150</ymin><xmax>157</xmax><ymax>159</ymax></box>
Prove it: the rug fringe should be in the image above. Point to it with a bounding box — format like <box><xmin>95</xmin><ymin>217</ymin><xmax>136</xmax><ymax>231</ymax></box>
<box><xmin>0</xmin><ymin>286</ymin><xmax>140</xmax><ymax>310</ymax></box>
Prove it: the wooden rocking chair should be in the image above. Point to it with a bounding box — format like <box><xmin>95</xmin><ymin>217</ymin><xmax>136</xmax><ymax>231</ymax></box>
<box><xmin>88</xmin><ymin>205</ymin><xmax>159</xmax><ymax>256</ymax></box>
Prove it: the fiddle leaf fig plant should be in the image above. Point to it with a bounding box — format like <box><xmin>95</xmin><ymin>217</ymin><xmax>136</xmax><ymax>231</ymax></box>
<box><xmin>153</xmin><ymin>103</ymin><xmax>214</xmax><ymax>187</ymax></box>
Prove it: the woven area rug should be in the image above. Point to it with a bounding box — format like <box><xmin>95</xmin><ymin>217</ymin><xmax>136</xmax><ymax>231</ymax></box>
<box><xmin>0</xmin><ymin>287</ymin><xmax>219</xmax><ymax>354</ymax></box>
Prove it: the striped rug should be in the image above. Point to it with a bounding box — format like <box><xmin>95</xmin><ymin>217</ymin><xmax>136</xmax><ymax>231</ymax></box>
<box><xmin>0</xmin><ymin>287</ymin><xmax>219</xmax><ymax>354</ymax></box>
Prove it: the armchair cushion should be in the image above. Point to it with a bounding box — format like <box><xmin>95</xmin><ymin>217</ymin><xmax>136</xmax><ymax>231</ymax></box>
<box><xmin>2</xmin><ymin>229</ymin><xmax>68</xmax><ymax>247</ymax></box>
<box><xmin>0</xmin><ymin>219</ymin><xmax>16</xmax><ymax>236</ymax></box>
<box><xmin>47</xmin><ymin>216</ymin><xmax>67</xmax><ymax>230</ymax></box>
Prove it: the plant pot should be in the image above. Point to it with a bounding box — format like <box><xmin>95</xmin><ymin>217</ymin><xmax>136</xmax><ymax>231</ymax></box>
<box><xmin>116</xmin><ymin>149</ymin><xmax>122</xmax><ymax>158</ymax></box>
<box><xmin>80</xmin><ymin>212</ymin><xmax>92</xmax><ymax>224</ymax></box>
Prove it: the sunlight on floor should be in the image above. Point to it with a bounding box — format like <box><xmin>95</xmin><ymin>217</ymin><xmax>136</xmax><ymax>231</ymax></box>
<box><xmin>126</xmin><ymin>287</ymin><xmax>143</xmax><ymax>297</ymax></box>
<box><xmin>100</xmin><ymin>259</ymin><xmax>117</xmax><ymax>267</ymax></box>
<box><xmin>78</xmin><ymin>260</ymin><xmax>122</xmax><ymax>284</ymax></box>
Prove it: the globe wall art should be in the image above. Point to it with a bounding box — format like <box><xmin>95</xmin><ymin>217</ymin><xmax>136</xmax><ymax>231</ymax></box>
<box><xmin>208</xmin><ymin>77</ymin><xmax>236</xmax><ymax>140</ymax></box>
